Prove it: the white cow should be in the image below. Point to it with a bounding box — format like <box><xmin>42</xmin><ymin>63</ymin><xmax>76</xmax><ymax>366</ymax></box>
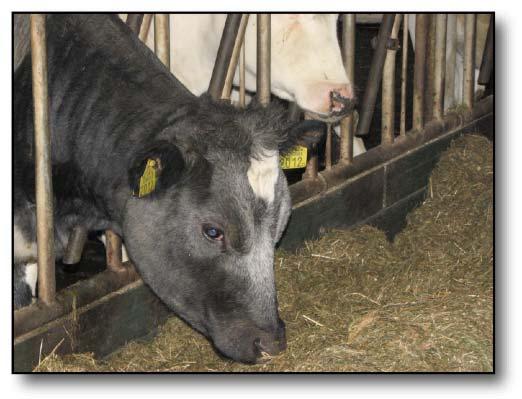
<box><xmin>121</xmin><ymin>13</ymin><xmax>366</xmax><ymax>157</ymax></box>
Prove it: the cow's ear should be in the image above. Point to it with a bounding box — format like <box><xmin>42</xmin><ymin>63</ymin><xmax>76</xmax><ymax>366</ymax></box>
<box><xmin>279</xmin><ymin>120</ymin><xmax>327</xmax><ymax>154</ymax></box>
<box><xmin>128</xmin><ymin>141</ymin><xmax>185</xmax><ymax>198</ymax></box>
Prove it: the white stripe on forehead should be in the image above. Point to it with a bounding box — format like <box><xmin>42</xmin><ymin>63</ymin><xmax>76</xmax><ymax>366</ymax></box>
<box><xmin>247</xmin><ymin>150</ymin><xmax>279</xmax><ymax>204</ymax></box>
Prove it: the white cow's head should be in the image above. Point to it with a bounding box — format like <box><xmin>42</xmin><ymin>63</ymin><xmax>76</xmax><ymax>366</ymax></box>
<box><xmin>243</xmin><ymin>14</ymin><xmax>355</xmax><ymax>122</ymax></box>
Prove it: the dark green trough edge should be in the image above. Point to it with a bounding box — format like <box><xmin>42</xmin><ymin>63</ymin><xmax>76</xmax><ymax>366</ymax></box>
<box><xmin>13</xmin><ymin>97</ymin><xmax>493</xmax><ymax>372</ymax></box>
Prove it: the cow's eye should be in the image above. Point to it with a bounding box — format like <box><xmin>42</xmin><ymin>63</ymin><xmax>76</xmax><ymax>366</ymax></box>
<box><xmin>202</xmin><ymin>225</ymin><xmax>224</xmax><ymax>242</ymax></box>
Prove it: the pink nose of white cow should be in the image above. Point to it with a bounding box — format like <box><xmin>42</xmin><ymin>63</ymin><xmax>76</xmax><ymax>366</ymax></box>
<box><xmin>297</xmin><ymin>81</ymin><xmax>356</xmax><ymax>122</ymax></box>
<box><xmin>329</xmin><ymin>85</ymin><xmax>355</xmax><ymax>113</ymax></box>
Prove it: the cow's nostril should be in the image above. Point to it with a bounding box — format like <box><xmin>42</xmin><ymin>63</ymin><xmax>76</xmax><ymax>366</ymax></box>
<box><xmin>329</xmin><ymin>91</ymin><xmax>356</xmax><ymax>115</ymax></box>
<box><xmin>253</xmin><ymin>337</ymin><xmax>273</xmax><ymax>362</ymax></box>
<box><xmin>253</xmin><ymin>337</ymin><xmax>269</xmax><ymax>354</ymax></box>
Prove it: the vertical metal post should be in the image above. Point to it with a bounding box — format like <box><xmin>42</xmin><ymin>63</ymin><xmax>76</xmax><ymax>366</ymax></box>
<box><xmin>239</xmin><ymin>39</ymin><xmax>246</xmax><ymax>108</ymax></box>
<box><xmin>325</xmin><ymin>124</ymin><xmax>333</xmax><ymax>170</ymax></box>
<box><xmin>139</xmin><ymin>14</ymin><xmax>153</xmax><ymax>43</ymax></box>
<box><xmin>208</xmin><ymin>14</ymin><xmax>243</xmax><ymax>101</ymax></box>
<box><xmin>356</xmin><ymin>13</ymin><xmax>396</xmax><ymax>137</ymax></box>
<box><xmin>288</xmin><ymin>102</ymin><xmax>302</xmax><ymax>121</ymax></box>
<box><xmin>222</xmin><ymin>14</ymin><xmax>250</xmax><ymax>101</ymax></box>
<box><xmin>413</xmin><ymin>14</ymin><xmax>428</xmax><ymax>131</ymax></box>
<box><xmin>125</xmin><ymin>13</ymin><xmax>144</xmax><ymax>35</ymax></box>
<box><xmin>381</xmin><ymin>14</ymin><xmax>402</xmax><ymax>146</ymax></box>
<box><xmin>154</xmin><ymin>14</ymin><xmax>170</xmax><ymax>68</ymax></box>
<box><xmin>340</xmin><ymin>14</ymin><xmax>356</xmax><ymax>163</ymax></box>
<box><xmin>62</xmin><ymin>226</ymin><xmax>88</xmax><ymax>265</ymax></box>
<box><xmin>30</xmin><ymin>14</ymin><xmax>56</xmax><ymax>305</ymax></box>
<box><xmin>400</xmin><ymin>14</ymin><xmax>409</xmax><ymax>137</ymax></box>
<box><xmin>106</xmin><ymin>230</ymin><xmax>124</xmax><ymax>272</ymax></box>
<box><xmin>424</xmin><ymin>15</ymin><xmax>436</xmax><ymax>123</ymax></box>
<box><xmin>257</xmin><ymin>14</ymin><xmax>271</xmax><ymax>107</ymax></box>
<box><xmin>463</xmin><ymin>14</ymin><xmax>476</xmax><ymax>109</ymax></box>
<box><xmin>478</xmin><ymin>16</ymin><xmax>493</xmax><ymax>85</ymax></box>
<box><xmin>445</xmin><ymin>14</ymin><xmax>458</xmax><ymax>110</ymax></box>
<box><xmin>302</xmin><ymin>113</ymin><xmax>318</xmax><ymax>180</ymax></box>
<box><xmin>433</xmin><ymin>14</ymin><xmax>448</xmax><ymax>120</ymax></box>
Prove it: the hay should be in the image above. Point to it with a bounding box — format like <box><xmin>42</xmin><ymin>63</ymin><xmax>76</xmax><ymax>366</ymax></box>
<box><xmin>34</xmin><ymin>134</ymin><xmax>493</xmax><ymax>372</ymax></box>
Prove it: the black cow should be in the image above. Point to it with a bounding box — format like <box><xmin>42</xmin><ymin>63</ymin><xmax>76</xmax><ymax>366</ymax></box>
<box><xmin>13</xmin><ymin>14</ymin><xmax>324</xmax><ymax>363</ymax></box>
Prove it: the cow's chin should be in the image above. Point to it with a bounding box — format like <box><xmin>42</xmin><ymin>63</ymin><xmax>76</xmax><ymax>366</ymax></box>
<box><xmin>304</xmin><ymin>108</ymin><xmax>355</xmax><ymax>123</ymax></box>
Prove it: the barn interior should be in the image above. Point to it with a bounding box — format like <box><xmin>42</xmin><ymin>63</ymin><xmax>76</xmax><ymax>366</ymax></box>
<box><xmin>13</xmin><ymin>13</ymin><xmax>494</xmax><ymax>373</ymax></box>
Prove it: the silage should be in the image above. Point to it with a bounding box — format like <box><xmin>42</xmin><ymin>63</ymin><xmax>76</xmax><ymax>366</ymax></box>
<box><xmin>34</xmin><ymin>134</ymin><xmax>493</xmax><ymax>372</ymax></box>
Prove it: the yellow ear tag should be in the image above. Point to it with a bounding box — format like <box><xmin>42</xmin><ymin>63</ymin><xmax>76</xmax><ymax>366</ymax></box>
<box><xmin>138</xmin><ymin>159</ymin><xmax>158</xmax><ymax>197</ymax></box>
<box><xmin>280</xmin><ymin>146</ymin><xmax>308</xmax><ymax>169</ymax></box>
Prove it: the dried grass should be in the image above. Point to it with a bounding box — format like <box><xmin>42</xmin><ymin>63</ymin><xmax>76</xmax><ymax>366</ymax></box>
<box><xmin>34</xmin><ymin>134</ymin><xmax>493</xmax><ymax>372</ymax></box>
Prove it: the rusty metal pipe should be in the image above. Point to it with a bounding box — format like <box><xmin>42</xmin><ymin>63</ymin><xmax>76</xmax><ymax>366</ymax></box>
<box><xmin>288</xmin><ymin>102</ymin><xmax>302</xmax><ymax>121</ymax></box>
<box><xmin>62</xmin><ymin>226</ymin><xmax>88</xmax><ymax>265</ymax></box>
<box><xmin>302</xmin><ymin>113</ymin><xmax>318</xmax><ymax>180</ymax></box>
<box><xmin>239</xmin><ymin>39</ymin><xmax>246</xmax><ymax>108</ymax></box>
<box><xmin>445</xmin><ymin>14</ymin><xmax>457</xmax><ymax>110</ymax></box>
<box><xmin>340</xmin><ymin>14</ymin><xmax>356</xmax><ymax>163</ymax></box>
<box><xmin>413</xmin><ymin>14</ymin><xmax>428</xmax><ymax>131</ymax></box>
<box><xmin>105</xmin><ymin>230</ymin><xmax>125</xmax><ymax>273</ymax></box>
<box><xmin>257</xmin><ymin>14</ymin><xmax>271</xmax><ymax>107</ymax></box>
<box><xmin>381</xmin><ymin>14</ymin><xmax>402</xmax><ymax>145</ymax></box>
<box><xmin>356</xmin><ymin>13</ymin><xmax>396</xmax><ymax>137</ymax></box>
<box><xmin>424</xmin><ymin>15</ymin><xmax>437</xmax><ymax>123</ymax></box>
<box><xmin>30</xmin><ymin>14</ymin><xmax>56</xmax><ymax>305</ymax></box>
<box><xmin>478</xmin><ymin>17</ymin><xmax>493</xmax><ymax>85</ymax></box>
<box><xmin>400</xmin><ymin>14</ymin><xmax>409</xmax><ymax>137</ymax></box>
<box><xmin>139</xmin><ymin>14</ymin><xmax>153</xmax><ymax>42</ymax></box>
<box><xmin>325</xmin><ymin>124</ymin><xmax>333</xmax><ymax>170</ymax></box>
<box><xmin>208</xmin><ymin>14</ymin><xmax>243</xmax><ymax>101</ymax></box>
<box><xmin>222</xmin><ymin>14</ymin><xmax>250</xmax><ymax>101</ymax></box>
<box><xmin>125</xmin><ymin>13</ymin><xmax>144</xmax><ymax>35</ymax></box>
<box><xmin>463</xmin><ymin>14</ymin><xmax>476</xmax><ymax>109</ymax></box>
<box><xmin>433</xmin><ymin>14</ymin><xmax>448</xmax><ymax>120</ymax></box>
<box><xmin>154</xmin><ymin>14</ymin><xmax>170</xmax><ymax>68</ymax></box>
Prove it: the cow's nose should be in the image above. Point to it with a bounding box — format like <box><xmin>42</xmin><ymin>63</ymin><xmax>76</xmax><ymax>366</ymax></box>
<box><xmin>252</xmin><ymin>321</ymin><xmax>287</xmax><ymax>360</ymax></box>
<box><xmin>253</xmin><ymin>336</ymin><xmax>285</xmax><ymax>359</ymax></box>
<box><xmin>330</xmin><ymin>87</ymin><xmax>356</xmax><ymax>114</ymax></box>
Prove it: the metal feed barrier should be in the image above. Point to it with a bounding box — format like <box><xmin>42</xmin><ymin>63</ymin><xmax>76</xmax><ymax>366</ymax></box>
<box><xmin>14</xmin><ymin>13</ymin><xmax>494</xmax><ymax>371</ymax></box>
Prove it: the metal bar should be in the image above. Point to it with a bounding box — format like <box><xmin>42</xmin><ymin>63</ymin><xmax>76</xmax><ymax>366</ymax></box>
<box><xmin>478</xmin><ymin>16</ymin><xmax>493</xmax><ymax>85</ymax></box>
<box><xmin>424</xmin><ymin>14</ymin><xmax>436</xmax><ymax>123</ymax></box>
<box><xmin>445</xmin><ymin>14</ymin><xmax>458</xmax><ymax>110</ymax></box>
<box><xmin>400</xmin><ymin>14</ymin><xmax>409</xmax><ymax>137</ymax></box>
<box><xmin>381</xmin><ymin>14</ymin><xmax>402</xmax><ymax>146</ymax></box>
<box><xmin>302</xmin><ymin>113</ymin><xmax>318</xmax><ymax>180</ymax></box>
<box><xmin>222</xmin><ymin>14</ymin><xmax>250</xmax><ymax>101</ymax></box>
<box><xmin>257</xmin><ymin>14</ymin><xmax>271</xmax><ymax>107</ymax></box>
<box><xmin>288</xmin><ymin>102</ymin><xmax>302</xmax><ymax>121</ymax></box>
<box><xmin>30</xmin><ymin>14</ymin><xmax>56</xmax><ymax>305</ymax></box>
<box><xmin>154</xmin><ymin>14</ymin><xmax>170</xmax><ymax>68</ymax></box>
<box><xmin>433</xmin><ymin>14</ymin><xmax>448</xmax><ymax>120</ymax></box>
<box><xmin>239</xmin><ymin>38</ymin><xmax>246</xmax><ymax>108</ymax></box>
<box><xmin>340</xmin><ymin>14</ymin><xmax>356</xmax><ymax>163</ymax></box>
<box><xmin>125</xmin><ymin>13</ymin><xmax>144</xmax><ymax>35</ymax></box>
<box><xmin>62</xmin><ymin>226</ymin><xmax>88</xmax><ymax>265</ymax></box>
<box><xmin>139</xmin><ymin>14</ymin><xmax>153</xmax><ymax>43</ymax></box>
<box><xmin>413</xmin><ymin>14</ymin><xmax>428</xmax><ymax>131</ymax></box>
<box><xmin>208</xmin><ymin>14</ymin><xmax>243</xmax><ymax>101</ymax></box>
<box><xmin>105</xmin><ymin>230</ymin><xmax>125</xmax><ymax>273</ymax></box>
<box><xmin>325</xmin><ymin>124</ymin><xmax>333</xmax><ymax>170</ymax></box>
<box><xmin>463</xmin><ymin>14</ymin><xmax>476</xmax><ymax>109</ymax></box>
<box><xmin>356</xmin><ymin>13</ymin><xmax>396</xmax><ymax>137</ymax></box>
